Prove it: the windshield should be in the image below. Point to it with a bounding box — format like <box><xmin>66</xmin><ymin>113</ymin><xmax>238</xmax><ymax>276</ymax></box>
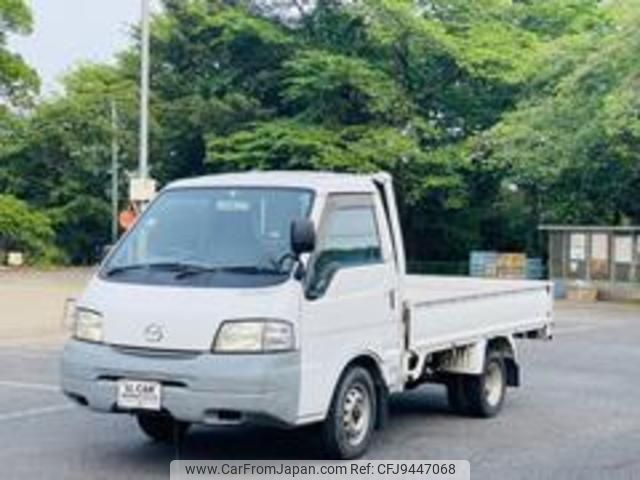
<box><xmin>102</xmin><ymin>187</ymin><xmax>314</xmax><ymax>288</ymax></box>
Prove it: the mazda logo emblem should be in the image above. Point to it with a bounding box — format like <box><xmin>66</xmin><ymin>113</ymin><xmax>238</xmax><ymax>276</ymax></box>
<box><xmin>143</xmin><ymin>324</ymin><xmax>165</xmax><ymax>343</ymax></box>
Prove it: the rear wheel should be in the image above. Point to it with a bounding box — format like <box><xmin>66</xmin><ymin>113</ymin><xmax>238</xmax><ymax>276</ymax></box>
<box><xmin>465</xmin><ymin>351</ymin><xmax>507</xmax><ymax>418</ymax></box>
<box><xmin>136</xmin><ymin>413</ymin><xmax>190</xmax><ymax>444</ymax></box>
<box><xmin>322</xmin><ymin>367</ymin><xmax>377</xmax><ymax>459</ymax></box>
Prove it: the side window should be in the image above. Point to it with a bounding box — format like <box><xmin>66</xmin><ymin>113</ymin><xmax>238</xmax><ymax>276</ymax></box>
<box><xmin>322</xmin><ymin>207</ymin><xmax>382</xmax><ymax>266</ymax></box>
<box><xmin>307</xmin><ymin>198</ymin><xmax>382</xmax><ymax>298</ymax></box>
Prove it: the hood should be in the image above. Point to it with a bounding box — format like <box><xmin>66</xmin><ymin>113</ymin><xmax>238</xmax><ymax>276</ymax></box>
<box><xmin>78</xmin><ymin>276</ymin><xmax>301</xmax><ymax>351</ymax></box>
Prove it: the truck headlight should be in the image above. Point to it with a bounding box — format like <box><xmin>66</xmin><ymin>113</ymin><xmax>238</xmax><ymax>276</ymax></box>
<box><xmin>213</xmin><ymin>320</ymin><xmax>295</xmax><ymax>353</ymax></box>
<box><xmin>73</xmin><ymin>308</ymin><xmax>104</xmax><ymax>343</ymax></box>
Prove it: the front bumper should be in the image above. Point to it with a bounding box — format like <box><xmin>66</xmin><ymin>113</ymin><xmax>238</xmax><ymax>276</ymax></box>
<box><xmin>61</xmin><ymin>340</ymin><xmax>301</xmax><ymax>426</ymax></box>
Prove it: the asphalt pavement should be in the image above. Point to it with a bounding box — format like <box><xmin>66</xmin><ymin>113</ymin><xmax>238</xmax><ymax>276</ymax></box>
<box><xmin>0</xmin><ymin>302</ymin><xmax>639</xmax><ymax>479</ymax></box>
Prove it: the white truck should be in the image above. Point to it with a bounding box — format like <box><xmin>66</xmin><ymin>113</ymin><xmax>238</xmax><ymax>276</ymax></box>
<box><xmin>61</xmin><ymin>171</ymin><xmax>553</xmax><ymax>459</ymax></box>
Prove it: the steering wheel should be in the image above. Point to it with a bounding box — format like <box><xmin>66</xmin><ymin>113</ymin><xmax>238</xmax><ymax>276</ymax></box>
<box><xmin>268</xmin><ymin>252</ymin><xmax>298</xmax><ymax>272</ymax></box>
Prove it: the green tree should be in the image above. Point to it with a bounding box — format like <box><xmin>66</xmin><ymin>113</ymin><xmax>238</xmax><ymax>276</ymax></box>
<box><xmin>0</xmin><ymin>0</ymin><xmax>39</xmax><ymax>106</ymax></box>
<box><xmin>0</xmin><ymin>194</ymin><xmax>60</xmax><ymax>263</ymax></box>
<box><xmin>2</xmin><ymin>64</ymin><xmax>138</xmax><ymax>263</ymax></box>
<box><xmin>2</xmin><ymin>0</ymin><xmax>631</xmax><ymax>265</ymax></box>
<box><xmin>487</xmin><ymin>2</ymin><xmax>640</xmax><ymax>230</ymax></box>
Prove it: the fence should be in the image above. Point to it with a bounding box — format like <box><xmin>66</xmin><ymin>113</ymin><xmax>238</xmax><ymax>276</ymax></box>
<box><xmin>407</xmin><ymin>261</ymin><xmax>469</xmax><ymax>276</ymax></box>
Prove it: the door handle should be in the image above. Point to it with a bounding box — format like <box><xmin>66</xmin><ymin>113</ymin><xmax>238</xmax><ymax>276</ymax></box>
<box><xmin>389</xmin><ymin>289</ymin><xmax>396</xmax><ymax>310</ymax></box>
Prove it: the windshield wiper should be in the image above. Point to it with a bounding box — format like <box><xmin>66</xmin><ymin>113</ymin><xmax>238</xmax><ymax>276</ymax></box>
<box><xmin>224</xmin><ymin>266</ymin><xmax>285</xmax><ymax>275</ymax></box>
<box><xmin>175</xmin><ymin>265</ymin><xmax>284</xmax><ymax>280</ymax></box>
<box><xmin>105</xmin><ymin>262</ymin><xmax>207</xmax><ymax>277</ymax></box>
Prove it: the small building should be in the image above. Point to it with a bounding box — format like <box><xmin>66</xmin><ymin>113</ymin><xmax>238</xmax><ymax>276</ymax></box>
<box><xmin>540</xmin><ymin>225</ymin><xmax>640</xmax><ymax>301</ymax></box>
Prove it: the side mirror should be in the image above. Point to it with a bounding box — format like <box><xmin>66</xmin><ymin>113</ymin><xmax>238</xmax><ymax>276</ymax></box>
<box><xmin>291</xmin><ymin>219</ymin><xmax>316</xmax><ymax>257</ymax></box>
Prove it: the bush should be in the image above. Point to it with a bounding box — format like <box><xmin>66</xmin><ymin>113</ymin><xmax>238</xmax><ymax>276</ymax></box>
<box><xmin>49</xmin><ymin>196</ymin><xmax>111</xmax><ymax>265</ymax></box>
<box><xmin>0</xmin><ymin>195</ymin><xmax>62</xmax><ymax>264</ymax></box>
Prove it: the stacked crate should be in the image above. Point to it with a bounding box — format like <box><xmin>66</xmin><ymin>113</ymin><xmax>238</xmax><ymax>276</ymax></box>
<box><xmin>470</xmin><ymin>252</ymin><xmax>544</xmax><ymax>280</ymax></box>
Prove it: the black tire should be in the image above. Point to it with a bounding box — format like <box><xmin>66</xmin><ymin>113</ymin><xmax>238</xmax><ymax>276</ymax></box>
<box><xmin>136</xmin><ymin>413</ymin><xmax>190</xmax><ymax>444</ymax></box>
<box><xmin>465</xmin><ymin>351</ymin><xmax>507</xmax><ymax>418</ymax></box>
<box><xmin>446</xmin><ymin>375</ymin><xmax>470</xmax><ymax>415</ymax></box>
<box><xmin>322</xmin><ymin>367</ymin><xmax>377</xmax><ymax>459</ymax></box>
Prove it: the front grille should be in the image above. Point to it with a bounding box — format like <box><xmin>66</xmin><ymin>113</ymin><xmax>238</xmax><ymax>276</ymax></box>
<box><xmin>110</xmin><ymin>345</ymin><xmax>203</xmax><ymax>360</ymax></box>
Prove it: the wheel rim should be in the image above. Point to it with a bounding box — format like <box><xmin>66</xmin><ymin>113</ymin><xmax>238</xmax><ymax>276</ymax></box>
<box><xmin>483</xmin><ymin>361</ymin><xmax>504</xmax><ymax>407</ymax></box>
<box><xmin>341</xmin><ymin>383</ymin><xmax>371</xmax><ymax>447</ymax></box>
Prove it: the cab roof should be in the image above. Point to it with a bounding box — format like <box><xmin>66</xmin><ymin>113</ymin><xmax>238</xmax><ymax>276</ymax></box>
<box><xmin>166</xmin><ymin>171</ymin><xmax>385</xmax><ymax>195</ymax></box>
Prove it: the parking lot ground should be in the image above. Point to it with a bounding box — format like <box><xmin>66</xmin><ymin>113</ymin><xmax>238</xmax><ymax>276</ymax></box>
<box><xmin>0</xmin><ymin>295</ymin><xmax>639</xmax><ymax>479</ymax></box>
<box><xmin>0</xmin><ymin>268</ymin><xmax>94</xmax><ymax>344</ymax></box>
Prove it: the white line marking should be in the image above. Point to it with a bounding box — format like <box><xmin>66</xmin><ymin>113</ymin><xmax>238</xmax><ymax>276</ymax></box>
<box><xmin>0</xmin><ymin>380</ymin><xmax>59</xmax><ymax>392</ymax></box>
<box><xmin>0</xmin><ymin>404</ymin><xmax>74</xmax><ymax>423</ymax></box>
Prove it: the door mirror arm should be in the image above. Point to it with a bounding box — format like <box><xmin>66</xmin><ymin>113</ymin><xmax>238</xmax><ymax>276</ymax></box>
<box><xmin>294</xmin><ymin>260</ymin><xmax>307</xmax><ymax>282</ymax></box>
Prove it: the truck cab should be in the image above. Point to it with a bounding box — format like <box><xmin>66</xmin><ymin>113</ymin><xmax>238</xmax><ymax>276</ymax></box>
<box><xmin>61</xmin><ymin>171</ymin><xmax>552</xmax><ymax>459</ymax></box>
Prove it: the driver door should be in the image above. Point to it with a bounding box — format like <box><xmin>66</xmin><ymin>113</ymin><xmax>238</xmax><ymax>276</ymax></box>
<box><xmin>298</xmin><ymin>193</ymin><xmax>402</xmax><ymax>420</ymax></box>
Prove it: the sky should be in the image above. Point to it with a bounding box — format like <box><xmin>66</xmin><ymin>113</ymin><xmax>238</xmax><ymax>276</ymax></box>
<box><xmin>10</xmin><ymin>0</ymin><xmax>161</xmax><ymax>95</ymax></box>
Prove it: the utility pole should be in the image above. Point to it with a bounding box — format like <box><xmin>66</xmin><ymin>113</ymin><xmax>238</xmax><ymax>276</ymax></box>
<box><xmin>111</xmin><ymin>100</ymin><xmax>120</xmax><ymax>244</ymax></box>
<box><xmin>139</xmin><ymin>0</ymin><xmax>150</xmax><ymax>181</ymax></box>
<box><xmin>130</xmin><ymin>0</ymin><xmax>156</xmax><ymax>209</ymax></box>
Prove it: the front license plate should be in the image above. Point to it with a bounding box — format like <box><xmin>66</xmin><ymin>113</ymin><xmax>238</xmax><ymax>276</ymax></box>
<box><xmin>117</xmin><ymin>380</ymin><xmax>162</xmax><ymax>411</ymax></box>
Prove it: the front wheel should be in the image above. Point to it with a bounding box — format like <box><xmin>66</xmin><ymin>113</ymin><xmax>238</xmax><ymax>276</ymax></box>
<box><xmin>137</xmin><ymin>413</ymin><xmax>190</xmax><ymax>444</ymax></box>
<box><xmin>322</xmin><ymin>367</ymin><xmax>377</xmax><ymax>459</ymax></box>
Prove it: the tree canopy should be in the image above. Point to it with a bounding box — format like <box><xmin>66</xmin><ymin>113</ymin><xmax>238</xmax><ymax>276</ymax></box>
<box><xmin>0</xmin><ymin>194</ymin><xmax>59</xmax><ymax>263</ymax></box>
<box><xmin>0</xmin><ymin>0</ymin><xmax>39</xmax><ymax>107</ymax></box>
<box><xmin>1</xmin><ymin>0</ymin><xmax>638</xmax><ymax>265</ymax></box>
